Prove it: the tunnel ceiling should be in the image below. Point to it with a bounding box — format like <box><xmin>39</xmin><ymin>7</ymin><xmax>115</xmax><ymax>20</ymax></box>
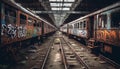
<box><xmin>14</xmin><ymin>0</ymin><xmax>55</xmax><ymax>26</ymax></box>
<box><xmin>14</xmin><ymin>0</ymin><xmax>119</xmax><ymax>27</ymax></box>
<box><xmin>63</xmin><ymin>0</ymin><xmax>120</xmax><ymax>24</ymax></box>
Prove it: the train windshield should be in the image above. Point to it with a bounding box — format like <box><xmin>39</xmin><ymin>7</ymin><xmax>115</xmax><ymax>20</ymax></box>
<box><xmin>111</xmin><ymin>10</ymin><xmax>120</xmax><ymax>28</ymax></box>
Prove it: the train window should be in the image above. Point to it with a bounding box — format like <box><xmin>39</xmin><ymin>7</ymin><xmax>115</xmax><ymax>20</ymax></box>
<box><xmin>76</xmin><ymin>23</ymin><xmax>78</xmax><ymax>28</ymax></box>
<box><xmin>40</xmin><ymin>22</ymin><xmax>42</xmax><ymax>27</ymax></box>
<box><xmin>75</xmin><ymin>24</ymin><xmax>76</xmax><ymax>28</ymax></box>
<box><xmin>77</xmin><ymin>23</ymin><xmax>79</xmax><ymax>28</ymax></box>
<box><xmin>20</xmin><ymin>14</ymin><xmax>26</xmax><ymax>24</ymax></box>
<box><xmin>111</xmin><ymin>11</ymin><xmax>120</xmax><ymax>28</ymax></box>
<box><xmin>74</xmin><ymin>24</ymin><xmax>76</xmax><ymax>28</ymax></box>
<box><xmin>37</xmin><ymin>23</ymin><xmax>39</xmax><ymax>27</ymax></box>
<box><xmin>83</xmin><ymin>21</ymin><xmax>86</xmax><ymax>29</ymax></box>
<box><xmin>79</xmin><ymin>22</ymin><xmax>82</xmax><ymax>29</ymax></box>
<box><xmin>79</xmin><ymin>23</ymin><xmax>80</xmax><ymax>28</ymax></box>
<box><xmin>69</xmin><ymin>25</ymin><xmax>73</xmax><ymax>29</ymax></box>
<box><xmin>33</xmin><ymin>23</ymin><xmax>36</xmax><ymax>27</ymax></box>
<box><xmin>38</xmin><ymin>21</ymin><xmax>41</xmax><ymax>27</ymax></box>
<box><xmin>28</xmin><ymin>18</ymin><xmax>33</xmax><ymax>26</ymax></box>
<box><xmin>38</xmin><ymin>23</ymin><xmax>40</xmax><ymax>27</ymax></box>
<box><xmin>5</xmin><ymin>5</ymin><xmax>16</xmax><ymax>24</ymax></box>
<box><xmin>98</xmin><ymin>14</ymin><xmax>107</xmax><ymax>28</ymax></box>
<box><xmin>76</xmin><ymin>23</ymin><xmax>77</xmax><ymax>28</ymax></box>
<box><xmin>33</xmin><ymin>20</ymin><xmax>37</xmax><ymax>27</ymax></box>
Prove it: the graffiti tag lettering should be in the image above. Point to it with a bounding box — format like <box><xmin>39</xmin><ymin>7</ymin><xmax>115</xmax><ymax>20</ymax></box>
<box><xmin>2</xmin><ymin>24</ymin><xmax>17</xmax><ymax>39</ymax></box>
<box><xmin>18</xmin><ymin>26</ymin><xmax>27</xmax><ymax>38</ymax></box>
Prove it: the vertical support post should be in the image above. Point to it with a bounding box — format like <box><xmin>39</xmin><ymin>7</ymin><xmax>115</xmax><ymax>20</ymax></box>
<box><xmin>0</xmin><ymin>1</ymin><xmax>2</xmax><ymax>46</ymax></box>
<box><xmin>41</xmin><ymin>21</ymin><xmax>44</xmax><ymax>43</ymax></box>
<box><xmin>1</xmin><ymin>1</ymin><xmax>5</xmax><ymax>46</ymax></box>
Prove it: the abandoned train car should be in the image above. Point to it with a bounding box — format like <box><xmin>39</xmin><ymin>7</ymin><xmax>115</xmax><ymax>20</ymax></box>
<box><xmin>60</xmin><ymin>2</ymin><xmax>120</xmax><ymax>63</ymax></box>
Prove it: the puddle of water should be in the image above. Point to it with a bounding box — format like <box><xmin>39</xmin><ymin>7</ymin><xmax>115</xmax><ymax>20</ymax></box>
<box><xmin>71</xmin><ymin>44</ymin><xmax>77</xmax><ymax>46</ymax></box>
<box><xmin>54</xmin><ymin>38</ymin><xmax>61</xmax><ymax>44</ymax></box>
<box><xmin>54</xmin><ymin>53</ymin><xmax>61</xmax><ymax>62</ymax></box>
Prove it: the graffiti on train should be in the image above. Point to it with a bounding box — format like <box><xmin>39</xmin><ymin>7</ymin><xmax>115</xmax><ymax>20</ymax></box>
<box><xmin>18</xmin><ymin>26</ymin><xmax>27</xmax><ymax>38</ymax></box>
<box><xmin>96</xmin><ymin>30</ymin><xmax>118</xmax><ymax>43</ymax></box>
<box><xmin>1</xmin><ymin>24</ymin><xmax>17</xmax><ymax>39</ymax></box>
<box><xmin>1</xmin><ymin>24</ymin><xmax>27</xmax><ymax>38</ymax></box>
<box><xmin>78</xmin><ymin>30</ymin><xmax>87</xmax><ymax>37</ymax></box>
<box><xmin>26</xmin><ymin>28</ymin><xmax>34</xmax><ymax>38</ymax></box>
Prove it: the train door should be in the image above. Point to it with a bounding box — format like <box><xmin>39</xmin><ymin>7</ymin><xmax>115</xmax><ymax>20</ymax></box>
<box><xmin>111</xmin><ymin>9</ymin><xmax>120</xmax><ymax>46</ymax></box>
<box><xmin>89</xmin><ymin>16</ymin><xmax>94</xmax><ymax>38</ymax></box>
<box><xmin>0</xmin><ymin>1</ymin><xmax>3</xmax><ymax>45</ymax></box>
<box><xmin>41</xmin><ymin>21</ymin><xmax>44</xmax><ymax>35</ymax></box>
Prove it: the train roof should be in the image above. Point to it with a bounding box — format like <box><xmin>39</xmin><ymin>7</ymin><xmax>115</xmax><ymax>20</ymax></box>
<box><xmin>68</xmin><ymin>1</ymin><xmax>120</xmax><ymax>25</ymax></box>
<box><xmin>2</xmin><ymin>0</ymin><xmax>56</xmax><ymax>28</ymax></box>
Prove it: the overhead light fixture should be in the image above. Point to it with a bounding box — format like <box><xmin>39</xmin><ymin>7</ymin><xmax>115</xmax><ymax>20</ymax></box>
<box><xmin>63</xmin><ymin>3</ymin><xmax>72</xmax><ymax>6</ymax></box>
<box><xmin>64</xmin><ymin>0</ymin><xmax>75</xmax><ymax>2</ymax></box>
<box><xmin>62</xmin><ymin>8</ymin><xmax>70</xmax><ymax>10</ymax></box>
<box><xmin>50</xmin><ymin>3</ymin><xmax>63</xmax><ymax>6</ymax></box>
<box><xmin>49</xmin><ymin>0</ymin><xmax>63</xmax><ymax>2</ymax></box>
<box><xmin>49</xmin><ymin>0</ymin><xmax>75</xmax><ymax>2</ymax></box>
<box><xmin>51</xmin><ymin>8</ymin><xmax>62</xmax><ymax>10</ymax></box>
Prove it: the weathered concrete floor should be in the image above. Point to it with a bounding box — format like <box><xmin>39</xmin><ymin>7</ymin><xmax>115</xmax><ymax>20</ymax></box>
<box><xmin>44</xmin><ymin>43</ymin><xmax>64</xmax><ymax>69</ymax></box>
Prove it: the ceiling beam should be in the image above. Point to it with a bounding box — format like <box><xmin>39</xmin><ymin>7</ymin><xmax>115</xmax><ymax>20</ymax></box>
<box><xmin>62</xmin><ymin>0</ymin><xmax>83</xmax><ymax>24</ymax></box>
<box><xmin>39</xmin><ymin>1</ymin><xmax>55</xmax><ymax>24</ymax></box>
<box><xmin>33</xmin><ymin>10</ymin><xmax>89</xmax><ymax>14</ymax></box>
<box><xmin>44</xmin><ymin>1</ymin><xmax>74</xmax><ymax>3</ymax></box>
<box><xmin>50</xmin><ymin>6</ymin><xmax>71</xmax><ymax>8</ymax></box>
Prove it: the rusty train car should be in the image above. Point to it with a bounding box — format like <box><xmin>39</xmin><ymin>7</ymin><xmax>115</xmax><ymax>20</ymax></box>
<box><xmin>60</xmin><ymin>2</ymin><xmax>120</xmax><ymax>63</ymax></box>
<box><xmin>0</xmin><ymin>1</ymin><xmax>56</xmax><ymax>49</ymax></box>
<box><xmin>0</xmin><ymin>1</ymin><xmax>55</xmax><ymax>46</ymax></box>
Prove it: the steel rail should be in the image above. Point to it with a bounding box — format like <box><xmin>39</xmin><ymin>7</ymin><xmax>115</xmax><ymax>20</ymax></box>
<box><xmin>60</xmin><ymin>38</ymin><xmax>68</xmax><ymax>69</ymax></box>
<box><xmin>99</xmin><ymin>54</ymin><xmax>120</xmax><ymax>69</ymax></box>
<box><xmin>41</xmin><ymin>38</ymin><xmax>54</xmax><ymax>69</ymax></box>
<box><xmin>62</xmin><ymin>37</ymin><xmax>90</xmax><ymax>69</ymax></box>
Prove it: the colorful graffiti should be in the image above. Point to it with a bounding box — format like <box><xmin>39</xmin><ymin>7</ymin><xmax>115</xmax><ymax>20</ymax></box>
<box><xmin>26</xmin><ymin>29</ymin><xmax>33</xmax><ymax>38</ymax></box>
<box><xmin>78</xmin><ymin>30</ymin><xmax>87</xmax><ymax>38</ymax></box>
<box><xmin>2</xmin><ymin>24</ymin><xmax>17</xmax><ymax>39</ymax></box>
<box><xmin>18</xmin><ymin>26</ymin><xmax>27</xmax><ymax>38</ymax></box>
<box><xmin>1</xmin><ymin>24</ymin><xmax>27</xmax><ymax>39</ymax></box>
<box><xmin>96</xmin><ymin>30</ymin><xmax>119</xmax><ymax>45</ymax></box>
<box><xmin>36</xmin><ymin>27</ymin><xmax>41</xmax><ymax>35</ymax></box>
<box><xmin>33</xmin><ymin>27</ymin><xmax>37</xmax><ymax>37</ymax></box>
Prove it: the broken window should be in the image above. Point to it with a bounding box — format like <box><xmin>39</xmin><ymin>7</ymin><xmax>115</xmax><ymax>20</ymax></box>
<box><xmin>79</xmin><ymin>22</ymin><xmax>82</xmax><ymax>29</ymax></box>
<box><xmin>5</xmin><ymin>5</ymin><xmax>16</xmax><ymax>24</ymax></box>
<box><xmin>83</xmin><ymin>21</ymin><xmax>86</xmax><ymax>29</ymax></box>
<box><xmin>111</xmin><ymin>10</ymin><xmax>120</xmax><ymax>28</ymax></box>
<box><xmin>20</xmin><ymin>14</ymin><xmax>26</xmax><ymax>24</ymax></box>
<box><xmin>28</xmin><ymin>17</ymin><xmax>34</xmax><ymax>26</ymax></box>
<box><xmin>98</xmin><ymin>14</ymin><xmax>107</xmax><ymax>29</ymax></box>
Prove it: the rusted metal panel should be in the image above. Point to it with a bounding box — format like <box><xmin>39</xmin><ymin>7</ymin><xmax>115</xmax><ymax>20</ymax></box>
<box><xmin>1</xmin><ymin>3</ymin><xmax>18</xmax><ymax>45</ymax></box>
<box><xmin>96</xmin><ymin>29</ymin><xmax>120</xmax><ymax>46</ymax></box>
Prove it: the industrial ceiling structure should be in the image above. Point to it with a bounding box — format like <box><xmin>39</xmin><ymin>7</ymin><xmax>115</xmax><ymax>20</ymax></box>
<box><xmin>14</xmin><ymin>0</ymin><xmax>119</xmax><ymax>27</ymax></box>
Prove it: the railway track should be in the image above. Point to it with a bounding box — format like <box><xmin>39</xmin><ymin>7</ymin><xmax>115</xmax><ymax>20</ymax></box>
<box><xmin>59</xmin><ymin>35</ymin><xmax>118</xmax><ymax>69</ymax></box>
<box><xmin>11</xmin><ymin>32</ymin><xmax>119</xmax><ymax>69</ymax></box>
<box><xmin>60</xmin><ymin>37</ymin><xmax>89</xmax><ymax>69</ymax></box>
<box><xmin>30</xmin><ymin>37</ymin><xmax>54</xmax><ymax>69</ymax></box>
<box><xmin>99</xmin><ymin>55</ymin><xmax>120</xmax><ymax>68</ymax></box>
<box><xmin>10</xmin><ymin>36</ymin><xmax>54</xmax><ymax>69</ymax></box>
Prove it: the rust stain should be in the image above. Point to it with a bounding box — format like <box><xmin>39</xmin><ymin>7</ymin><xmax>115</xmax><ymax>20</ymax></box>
<box><xmin>96</xmin><ymin>30</ymin><xmax>119</xmax><ymax>46</ymax></box>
